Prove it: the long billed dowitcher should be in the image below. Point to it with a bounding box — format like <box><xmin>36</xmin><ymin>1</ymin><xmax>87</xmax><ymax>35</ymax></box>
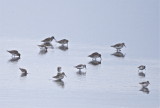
<box><xmin>7</xmin><ymin>50</ymin><xmax>21</xmax><ymax>58</ymax></box>
<box><xmin>111</xmin><ymin>43</ymin><xmax>126</xmax><ymax>52</ymax></box>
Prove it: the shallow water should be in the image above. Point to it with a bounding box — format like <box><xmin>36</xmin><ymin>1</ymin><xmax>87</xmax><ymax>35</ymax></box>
<box><xmin>0</xmin><ymin>0</ymin><xmax>159</xmax><ymax>108</ymax></box>
<box><xmin>0</xmin><ymin>39</ymin><xmax>159</xmax><ymax>108</ymax></box>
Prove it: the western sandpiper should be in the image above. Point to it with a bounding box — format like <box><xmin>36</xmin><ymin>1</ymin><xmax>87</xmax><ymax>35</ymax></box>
<box><xmin>74</xmin><ymin>64</ymin><xmax>86</xmax><ymax>71</ymax></box>
<box><xmin>139</xmin><ymin>81</ymin><xmax>150</xmax><ymax>88</ymax></box>
<box><xmin>57</xmin><ymin>67</ymin><xmax>62</xmax><ymax>73</ymax></box>
<box><xmin>41</xmin><ymin>36</ymin><xmax>55</xmax><ymax>43</ymax></box>
<box><xmin>53</xmin><ymin>72</ymin><xmax>66</xmax><ymax>80</ymax></box>
<box><xmin>88</xmin><ymin>52</ymin><xmax>102</xmax><ymax>61</ymax></box>
<box><xmin>138</xmin><ymin>72</ymin><xmax>145</xmax><ymax>77</ymax></box>
<box><xmin>111</xmin><ymin>43</ymin><xmax>126</xmax><ymax>52</ymax></box>
<box><xmin>7</xmin><ymin>50</ymin><xmax>21</xmax><ymax>58</ymax></box>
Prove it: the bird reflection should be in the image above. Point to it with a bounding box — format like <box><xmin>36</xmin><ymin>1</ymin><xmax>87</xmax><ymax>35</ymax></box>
<box><xmin>8</xmin><ymin>57</ymin><xmax>20</xmax><ymax>63</ymax></box>
<box><xmin>138</xmin><ymin>72</ymin><xmax>145</xmax><ymax>77</ymax></box>
<box><xmin>21</xmin><ymin>72</ymin><xmax>28</xmax><ymax>77</ymax></box>
<box><xmin>39</xmin><ymin>49</ymin><xmax>48</xmax><ymax>55</ymax></box>
<box><xmin>139</xmin><ymin>87</ymin><xmax>150</xmax><ymax>94</ymax></box>
<box><xmin>42</xmin><ymin>43</ymin><xmax>54</xmax><ymax>49</ymax></box>
<box><xmin>53</xmin><ymin>79</ymin><xmax>65</xmax><ymax>88</ymax></box>
<box><xmin>58</xmin><ymin>45</ymin><xmax>68</xmax><ymax>51</ymax></box>
<box><xmin>111</xmin><ymin>51</ymin><xmax>125</xmax><ymax>58</ymax></box>
<box><xmin>76</xmin><ymin>71</ymin><xmax>86</xmax><ymax>76</ymax></box>
<box><xmin>89</xmin><ymin>60</ymin><xmax>101</xmax><ymax>65</ymax></box>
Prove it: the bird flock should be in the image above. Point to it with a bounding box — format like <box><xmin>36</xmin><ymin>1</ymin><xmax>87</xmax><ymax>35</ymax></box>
<box><xmin>6</xmin><ymin>36</ymin><xmax>150</xmax><ymax>92</ymax></box>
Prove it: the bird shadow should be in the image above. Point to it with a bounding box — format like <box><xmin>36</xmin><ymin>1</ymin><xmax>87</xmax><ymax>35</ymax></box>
<box><xmin>8</xmin><ymin>57</ymin><xmax>20</xmax><ymax>63</ymax></box>
<box><xmin>53</xmin><ymin>79</ymin><xmax>65</xmax><ymax>88</ymax></box>
<box><xmin>111</xmin><ymin>51</ymin><xmax>125</xmax><ymax>58</ymax></box>
<box><xmin>88</xmin><ymin>60</ymin><xmax>101</xmax><ymax>66</ymax></box>
<box><xmin>139</xmin><ymin>87</ymin><xmax>150</xmax><ymax>94</ymax></box>
<box><xmin>57</xmin><ymin>45</ymin><xmax>68</xmax><ymax>51</ymax></box>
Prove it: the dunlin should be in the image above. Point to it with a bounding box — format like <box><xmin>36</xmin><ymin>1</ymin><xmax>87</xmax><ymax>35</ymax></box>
<box><xmin>38</xmin><ymin>44</ymin><xmax>48</xmax><ymax>51</ymax></box>
<box><xmin>53</xmin><ymin>72</ymin><xmax>66</xmax><ymax>80</ymax></box>
<box><xmin>139</xmin><ymin>81</ymin><xmax>150</xmax><ymax>88</ymax></box>
<box><xmin>111</xmin><ymin>43</ymin><xmax>126</xmax><ymax>52</ymax></box>
<box><xmin>55</xmin><ymin>38</ymin><xmax>69</xmax><ymax>46</ymax></box>
<box><xmin>41</xmin><ymin>36</ymin><xmax>55</xmax><ymax>43</ymax></box>
<box><xmin>138</xmin><ymin>65</ymin><xmax>146</xmax><ymax>72</ymax></box>
<box><xmin>88</xmin><ymin>52</ymin><xmax>102</xmax><ymax>61</ymax></box>
<box><xmin>7</xmin><ymin>50</ymin><xmax>21</xmax><ymax>58</ymax></box>
<box><xmin>74</xmin><ymin>64</ymin><xmax>86</xmax><ymax>71</ymax></box>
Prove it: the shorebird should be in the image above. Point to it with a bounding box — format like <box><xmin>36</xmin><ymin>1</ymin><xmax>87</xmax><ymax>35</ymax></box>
<box><xmin>53</xmin><ymin>72</ymin><xmax>66</xmax><ymax>80</ymax></box>
<box><xmin>41</xmin><ymin>36</ymin><xmax>55</xmax><ymax>43</ymax></box>
<box><xmin>38</xmin><ymin>44</ymin><xmax>48</xmax><ymax>51</ymax></box>
<box><xmin>139</xmin><ymin>81</ymin><xmax>150</xmax><ymax>88</ymax></box>
<box><xmin>55</xmin><ymin>39</ymin><xmax>69</xmax><ymax>46</ymax></box>
<box><xmin>7</xmin><ymin>50</ymin><xmax>21</xmax><ymax>58</ymax></box>
<box><xmin>111</xmin><ymin>43</ymin><xmax>126</xmax><ymax>52</ymax></box>
<box><xmin>138</xmin><ymin>65</ymin><xmax>146</xmax><ymax>72</ymax></box>
<box><xmin>57</xmin><ymin>67</ymin><xmax>62</xmax><ymax>73</ymax></box>
<box><xmin>138</xmin><ymin>72</ymin><xmax>145</xmax><ymax>77</ymax></box>
<box><xmin>19</xmin><ymin>68</ymin><xmax>28</xmax><ymax>77</ymax></box>
<box><xmin>88</xmin><ymin>52</ymin><xmax>102</xmax><ymax>61</ymax></box>
<box><xmin>74</xmin><ymin>64</ymin><xmax>86</xmax><ymax>71</ymax></box>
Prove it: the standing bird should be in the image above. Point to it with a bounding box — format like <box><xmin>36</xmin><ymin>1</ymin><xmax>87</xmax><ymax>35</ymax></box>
<box><xmin>53</xmin><ymin>72</ymin><xmax>66</xmax><ymax>80</ymax></box>
<box><xmin>111</xmin><ymin>43</ymin><xmax>126</xmax><ymax>52</ymax></box>
<box><xmin>41</xmin><ymin>36</ymin><xmax>55</xmax><ymax>43</ymax></box>
<box><xmin>138</xmin><ymin>65</ymin><xmax>146</xmax><ymax>72</ymax></box>
<box><xmin>139</xmin><ymin>81</ymin><xmax>150</xmax><ymax>88</ymax></box>
<box><xmin>88</xmin><ymin>52</ymin><xmax>102</xmax><ymax>61</ymax></box>
<box><xmin>7</xmin><ymin>50</ymin><xmax>21</xmax><ymax>58</ymax></box>
<box><xmin>19</xmin><ymin>68</ymin><xmax>28</xmax><ymax>77</ymax></box>
<box><xmin>55</xmin><ymin>39</ymin><xmax>69</xmax><ymax>46</ymax></box>
<box><xmin>57</xmin><ymin>67</ymin><xmax>62</xmax><ymax>73</ymax></box>
<box><xmin>74</xmin><ymin>64</ymin><xmax>86</xmax><ymax>72</ymax></box>
<box><xmin>38</xmin><ymin>44</ymin><xmax>48</xmax><ymax>51</ymax></box>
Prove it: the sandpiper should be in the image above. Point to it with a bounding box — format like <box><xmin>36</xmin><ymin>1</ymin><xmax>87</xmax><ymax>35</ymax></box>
<box><xmin>139</xmin><ymin>81</ymin><xmax>150</xmax><ymax>88</ymax></box>
<box><xmin>53</xmin><ymin>72</ymin><xmax>66</xmax><ymax>80</ymax></box>
<box><xmin>74</xmin><ymin>64</ymin><xmax>86</xmax><ymax>71</ymax></box>
<box><xmin>41</xmin><ymin>36</ymin><xmax>55</xmax><ymax>43</ymax></box>
<box><xmin>57</xmin><ymin>67</ymin><xmax>62</xmax><ymax>73</ymax></box>
<box><xmin>38</xmin><ymin>44</ymin><xmax>48</xmax><ymax>51</ymax></box>
<box><xmin>55</xmin><ymin>38</ymin><xmax>69</xmax><ymax>46</ymax></box>
<box><xmin>19</xmin><ymin>68</ymin><xmax>28</xmax><ymax>76</ymax></box>
<box><xmin>88</xmin><ymin>52</ymin><xmax>102</xmax><ymax>61</ymax></box>
<box><xmin>138</xmin><ymin>65</ymin><xmax>146</xmax><ymax>72</ymax></box>
<box><xmin>111</xmin><ymin>43</ymin><xmax>126</xmax><ymax>52</ymax></box>
<box><xmin>7</xmin><ymin>50</ymin><xmax>21</xmax><ymax>58</ymax></box>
